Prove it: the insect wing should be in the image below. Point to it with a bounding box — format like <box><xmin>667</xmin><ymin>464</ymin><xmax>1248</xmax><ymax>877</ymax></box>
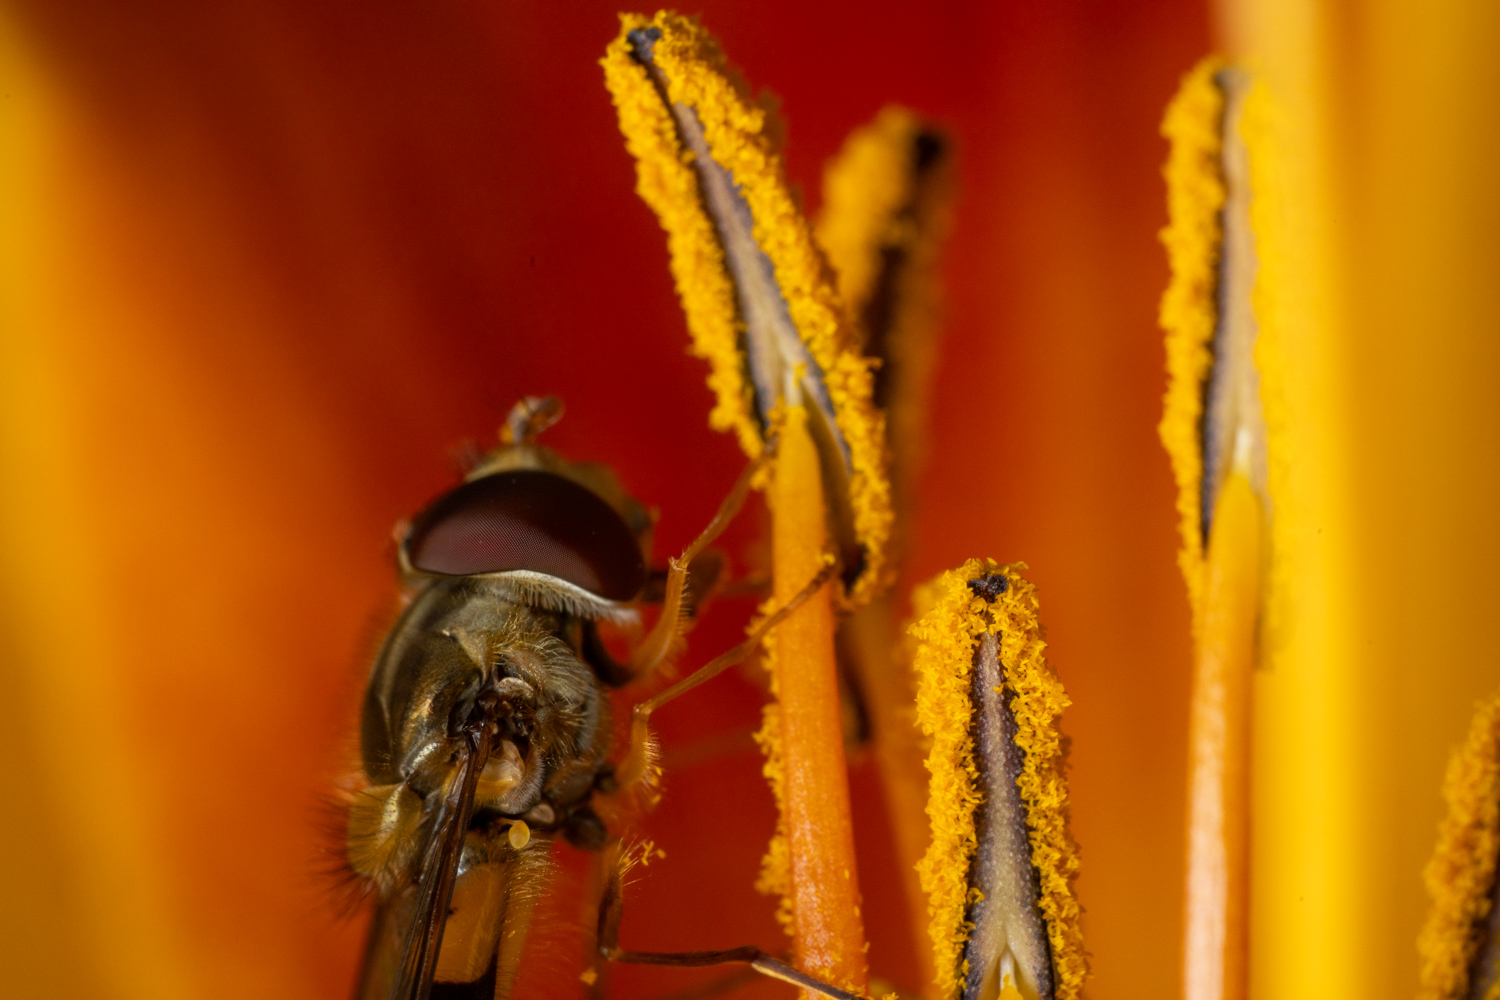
<box><xmin>356</xmin><ymin>825</ymin><xmax>553</xmax><ymax>1000</ymax></box>
<box><xmin>357</xmin><ymin>733</ymin><xmax>486</xmax><ymax>1000</ymax></box>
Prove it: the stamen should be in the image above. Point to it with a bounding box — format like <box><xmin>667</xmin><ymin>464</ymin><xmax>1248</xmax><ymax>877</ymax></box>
<box><xmin>602</xmin><ymin>10</ymin><xmax>893</xmax><ymax>607</ymax></box>
<box><xmin>814</xmin><ymin>107</ymin><xmax>954</xmax><ymax>988</ymax></box>
<box><xmin>1160</xmin><ymin>59</ymin><xmax>1267</xmax><ymax>1000</ymax></box>
<box><xmin>603</xmin><ymin>14</ymin><xmax>885</xmax><ymax>996</ymax></box>
<box><xmin>911</xmin><ymin>560</ymin><xmax>1086</xmax><ymax>1000</ymax></box>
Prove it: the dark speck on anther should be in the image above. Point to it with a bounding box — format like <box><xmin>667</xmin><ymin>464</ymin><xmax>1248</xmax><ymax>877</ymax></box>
<box><xmin>627</xmin><ymin>26</ymin><xmax>662</xmax><ymax>63</ymax></box>
<box><xmin>840</xmin><ymin>543</ymin><xmax>867</xmax><ymax>591</ymax></box>
<box><xmin>914</xmin><ymin>130</ymin><xmax>945</xmax><ymax>171</ymax></box>
<box><xmin>967</xmin><ymin>573</ymin><xmax>1008</xmax><ymax>602</ymax></box>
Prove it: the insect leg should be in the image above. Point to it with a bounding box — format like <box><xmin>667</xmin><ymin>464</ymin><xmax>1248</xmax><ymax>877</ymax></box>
<box><xmin>627</xmin><ymin>454</ymin><xmax>763</xmax><ymax>680</ymax></box>
<box><xmin>645</xmin><ymin>966</ymin><xmax>759</xmax><ymax>1000</ymax></box>
<box><xmin>611</xmin><ymin>556</ymin><xmax>835</xmax><ymax>791</ymax></box>
<box><xmin>595</xmin><ymin>840</ymin><xmax>864</xmax><ymax>1000</ymax></box>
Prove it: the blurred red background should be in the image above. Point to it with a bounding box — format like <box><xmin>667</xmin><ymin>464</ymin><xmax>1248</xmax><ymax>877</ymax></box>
<box><xmin>0</xmin><ymin>2</ymin><xmax>1207</xmax><ymax>998</ymax></box>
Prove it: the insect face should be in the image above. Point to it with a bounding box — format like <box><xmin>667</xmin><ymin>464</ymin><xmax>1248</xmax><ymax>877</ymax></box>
<box><xmin>359</xmin><ymin>586</ymin><xmax>609</xmax><ymax>821</ymax></box>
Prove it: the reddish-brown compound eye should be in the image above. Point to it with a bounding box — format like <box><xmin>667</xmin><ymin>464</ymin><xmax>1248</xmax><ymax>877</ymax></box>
<box><xmin>403</xmin><ymin>470</ymin><xmax>646</xmax><ymax>601</ymax></box>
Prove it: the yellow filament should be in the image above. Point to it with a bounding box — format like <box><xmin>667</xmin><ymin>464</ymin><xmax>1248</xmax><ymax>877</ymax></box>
<box><xmin>767</xmin><ymin>403</ymin><xmax>868</xmax><ymax>993</ymax></box>
<box><xmin>1184</xmin><ymin>472</ymin><xmax>1261</xmax><ymax>1000</ymax></box>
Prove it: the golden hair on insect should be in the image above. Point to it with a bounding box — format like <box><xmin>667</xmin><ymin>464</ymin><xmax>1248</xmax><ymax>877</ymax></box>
<box><xmin>910</xmin><ymin>559</ymin><xmax>1085</xmax><ymax>1000</ymax></box>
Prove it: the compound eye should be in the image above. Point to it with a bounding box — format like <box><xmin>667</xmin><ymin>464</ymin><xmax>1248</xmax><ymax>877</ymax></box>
<box><xmin>403</xmin><ymin>470</ymin><xmax>646</xmax><ymax>601</ymax></box>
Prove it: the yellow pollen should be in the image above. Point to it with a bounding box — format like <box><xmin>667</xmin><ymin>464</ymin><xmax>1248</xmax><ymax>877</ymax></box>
<box><xmin>1158</xmin><ymin>56</ymin><xmax>1227</xmax><ymax>622</ymax></box>
<box><xmin>601</xmin><ymin>10</ymin><xmax>893</xmax><ymax>607</ymax></box>
<box><xmin>910</xmin><ymin>559</ymin><xmax>1087</xmax><ymax>1000</ymax></box>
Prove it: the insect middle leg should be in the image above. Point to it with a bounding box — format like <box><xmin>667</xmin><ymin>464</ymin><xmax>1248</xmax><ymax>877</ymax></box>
<box><xmin>610</xmin><ymin>555</ymin><xmax>835</xmax><ymax>791</ymax></box>
<box><xmin>624</xmin><ymin>454</ymin><xmax>764</xmax><ymax>682</ymax></box>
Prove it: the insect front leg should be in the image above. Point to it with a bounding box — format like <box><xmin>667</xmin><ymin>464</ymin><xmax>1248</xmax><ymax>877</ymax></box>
<box><xmin>610</xmin><ymin>555</ymin><xmax>835</xmax><ymax>793</ymax></box>
<box><xmin>624</xmin><ymin>454</ymin><xmax>763</xmax><ymax>682</ymax></box>
<box><xmin>594</xmin><ymin>840</ymin><xmax>866</xmax><ymax>1000</ymax></box>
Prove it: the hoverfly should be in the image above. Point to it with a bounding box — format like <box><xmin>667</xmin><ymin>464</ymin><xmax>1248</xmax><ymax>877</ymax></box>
<box><xmin>346</xmin><ymin>397</ymin><xmax>856</xmax><ymax>1000</ymax></box>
